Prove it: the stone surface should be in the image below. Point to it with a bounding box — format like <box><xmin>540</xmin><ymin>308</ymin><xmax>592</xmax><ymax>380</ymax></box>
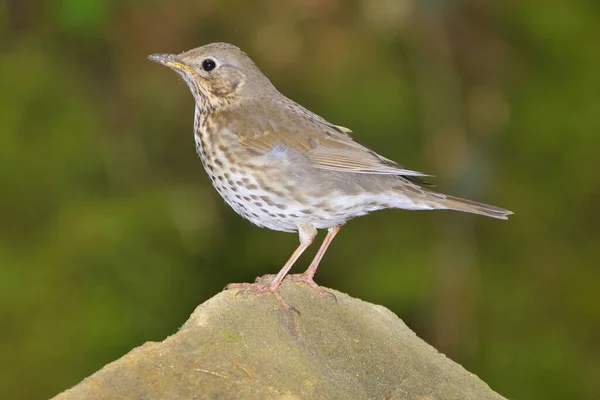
<box><xmin>53</xmin><ymin>281</ymin><xmax>505</xmax><ymax>400</ymax></box>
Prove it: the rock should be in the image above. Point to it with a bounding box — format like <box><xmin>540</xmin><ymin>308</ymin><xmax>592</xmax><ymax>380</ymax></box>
<box><xmin>53</xmin><ymin>281</ymin><xmax>505</xmax><ymax>399</ymax></box>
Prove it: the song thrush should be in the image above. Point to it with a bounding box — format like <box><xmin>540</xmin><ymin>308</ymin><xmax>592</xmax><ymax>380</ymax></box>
<box><xmin>148</xmin><ymin>43</ymin><xmax>512</xmax><ymax>312</ymax></box>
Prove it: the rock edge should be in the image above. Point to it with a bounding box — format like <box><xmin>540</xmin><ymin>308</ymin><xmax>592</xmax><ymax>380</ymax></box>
<box><xmin>53</xmin><ymin>281</ymin><xmax>505</xmax><ymax>400</ymax></box>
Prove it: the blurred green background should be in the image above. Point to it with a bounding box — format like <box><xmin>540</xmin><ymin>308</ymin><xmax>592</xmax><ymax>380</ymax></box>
<box><xmin>1</xmin><ymin>0</ymin><xmax>599</xmax><ymax>399</ymax></box>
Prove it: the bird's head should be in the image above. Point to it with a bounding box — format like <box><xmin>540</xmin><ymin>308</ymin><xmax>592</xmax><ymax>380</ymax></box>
<box><xmin>148</xmin><ymin>42</ymin><xmax>274</xmax><ymax>110</ymax></box>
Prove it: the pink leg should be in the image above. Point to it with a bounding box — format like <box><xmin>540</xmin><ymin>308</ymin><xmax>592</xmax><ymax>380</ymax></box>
<box><xmin>226</xmin><ymin>223</ymin><xmax>317</xmax><ymax>312</ymax></box>
<box><xmin>288</xmin><ymin>225</ymin><xmax>341</xmax><ymax>297</ymax></box>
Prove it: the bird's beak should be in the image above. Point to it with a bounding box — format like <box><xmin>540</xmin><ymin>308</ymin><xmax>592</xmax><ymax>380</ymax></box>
<box><xmin>147</xmin><ymin>53</ymin><xmax>195</xmax><ymax>73</ymax></box>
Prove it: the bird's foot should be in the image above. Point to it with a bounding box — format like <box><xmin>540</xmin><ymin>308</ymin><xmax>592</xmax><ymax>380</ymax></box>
<box><xmin>286</xmin><ymin>273</ymin><xmax>337</xmax><ymax>302</ymax></box>
<box><xmin>225</xmin><ymin>280</ymin><xmax>300</xmax><ymax>314</ymax></box>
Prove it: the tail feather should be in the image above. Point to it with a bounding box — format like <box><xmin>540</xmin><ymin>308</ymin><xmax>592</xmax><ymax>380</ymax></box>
<box><xmin>437</xmin><ymin>195</ymin><xmax>513</xmax><ymax>220</ymax></box>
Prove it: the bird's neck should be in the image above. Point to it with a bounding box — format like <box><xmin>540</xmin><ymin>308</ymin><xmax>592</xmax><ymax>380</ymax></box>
<box><xmin>193</xmin><ymin>104</ymin><xmax>215</xmax><ymax>160</ymax></box>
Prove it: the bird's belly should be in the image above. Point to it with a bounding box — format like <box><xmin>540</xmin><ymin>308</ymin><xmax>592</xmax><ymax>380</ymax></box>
<box><xmin>203</xmin><ymin>161</ymin><xmax>367</xmax><ymax>232</ymax></box>
<box><xmin>199</xmin><ymin>144</ymin><xmax>422</xmax><ymax>231</ymax></box>
<box><xmin>204</xmin><ymin>166</ymin><xmax>395</xmax><ymax>232</ymax></box>
<box><xmin>208</xmin><ymin>174</ymin><xmax>308</xmax><ymax>232</ymax></box>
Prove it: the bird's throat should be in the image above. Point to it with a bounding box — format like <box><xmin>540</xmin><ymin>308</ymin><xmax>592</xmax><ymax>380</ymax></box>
<box><xmin>193</xmin><ymin>106</ymin><xmax>215</xmax><ymax>161</ymax></box>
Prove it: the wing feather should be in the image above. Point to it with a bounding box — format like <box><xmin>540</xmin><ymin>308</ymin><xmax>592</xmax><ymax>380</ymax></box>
<box><xmin>226</xmin><ymin>103</ymin><xmax>430</xmax><ymax>177</ymax></box>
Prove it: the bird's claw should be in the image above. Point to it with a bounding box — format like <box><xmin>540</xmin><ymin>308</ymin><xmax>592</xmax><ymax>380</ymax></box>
<box><xmin>287</xmin><ymin>273</ymin><xmax>337</xmax><ymax>303</ymax></box>
<box><xmin>225</xmin><ymin>281</ymin><xmax>300</xmax><ymax>314</ymax></box>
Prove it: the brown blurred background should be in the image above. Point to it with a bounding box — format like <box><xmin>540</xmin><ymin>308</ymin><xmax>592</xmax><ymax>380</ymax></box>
<box><xmin>1</xmin><ymin>0</ymin><xmax>599</xmax><ymax>399</ymax></box>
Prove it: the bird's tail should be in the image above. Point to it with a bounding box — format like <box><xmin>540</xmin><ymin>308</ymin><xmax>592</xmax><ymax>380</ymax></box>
<box><xmin>435</xmin><ymin>194</ymin><xmax>513</xmax><ymax>220</ymax></box>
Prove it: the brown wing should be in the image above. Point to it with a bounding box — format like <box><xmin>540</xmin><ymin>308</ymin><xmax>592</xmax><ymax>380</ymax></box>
<box><xmin>223</xmin><ymin>103</ymin><xmax>430</xmax><ymax>177</ymax></box>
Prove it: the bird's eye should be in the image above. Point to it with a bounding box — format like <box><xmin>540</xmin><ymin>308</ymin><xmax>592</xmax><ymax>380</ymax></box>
<box><xmin>202</xmin><ymin>59</ymin><xmax>216</xmax><ymax>71</ymax></box>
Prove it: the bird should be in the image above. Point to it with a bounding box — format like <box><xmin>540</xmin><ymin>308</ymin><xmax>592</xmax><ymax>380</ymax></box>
<box><xmin>148</xmin><ymin>42</ymin><xmax>512</xmax><ymax>312</ymax></box>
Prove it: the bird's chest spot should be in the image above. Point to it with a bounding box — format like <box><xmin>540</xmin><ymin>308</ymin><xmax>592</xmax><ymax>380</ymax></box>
<box><xmin>201</xmin><ymin>151</ymin><xmax>301</xmax><ymax>231</ymax></box>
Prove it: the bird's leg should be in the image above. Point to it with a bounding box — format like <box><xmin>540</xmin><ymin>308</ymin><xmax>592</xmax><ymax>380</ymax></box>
<box><xmin>226</xmin><ymin>223</ymin><xmax>317</xmax><ymax>312</ymax></box>
<box><xmin>288</xmin><ymin>225</ymin><xmax>341</xmax><ymax>298</ymax></box>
